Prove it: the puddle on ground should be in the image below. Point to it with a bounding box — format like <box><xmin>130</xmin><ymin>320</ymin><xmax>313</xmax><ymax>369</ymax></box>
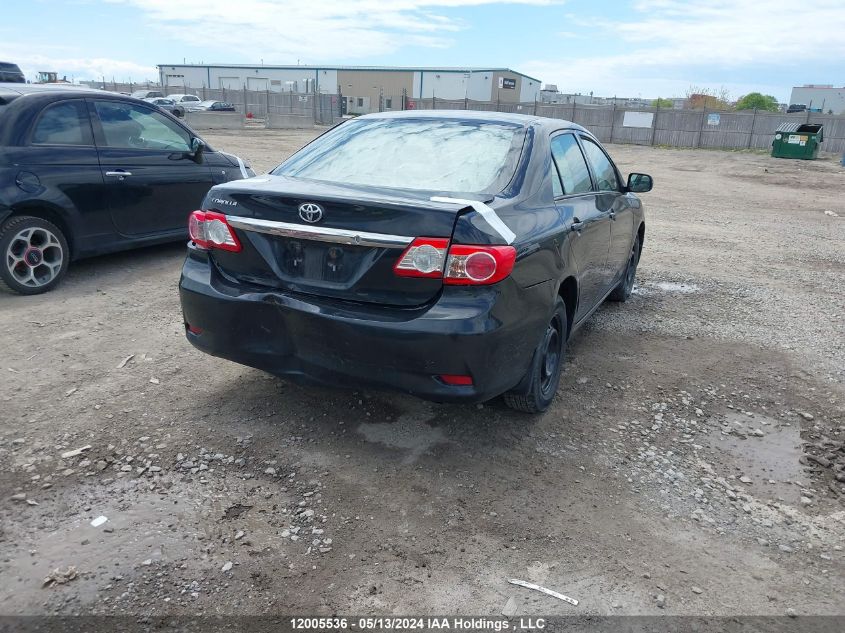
<box><xmin>634</xmin><ymin>281</ymin><xmax>701</xmax><ymax>296</ymax></box>
<box><xmin>2</xmin><ymin>494</ymin><xmax>197</xmax><ymax>609</ymax></box>
<box><xmin>708</xmin><ymin>413</ymin><xmax>804</xmax><ymax>505</ymax></box>
<box><xmin>654</xmin><ymin>281</ymin><xmax>699</xmax><ymax>293</ymax></box>
<box><xmin>357</xmin><ymin>400</ymin><xmax>447</xmax><ymax>463</ymax></box>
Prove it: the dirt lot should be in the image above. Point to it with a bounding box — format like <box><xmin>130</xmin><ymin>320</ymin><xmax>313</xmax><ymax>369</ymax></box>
<box><xmin>1</xmin><ymin>129</ymin><xmax>844</xmax><ymax>618</ymax></box>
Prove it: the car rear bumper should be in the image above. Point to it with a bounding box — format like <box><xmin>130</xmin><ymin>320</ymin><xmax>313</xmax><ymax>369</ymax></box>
<box><xmin>178</xmin><ymin>247</ymin><xmax>551</xmax><ymax>403</ymax></box>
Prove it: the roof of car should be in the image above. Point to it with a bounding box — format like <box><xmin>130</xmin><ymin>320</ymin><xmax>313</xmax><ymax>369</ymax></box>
<box><xmin>0</xmin><ymin>82</ymin><xmax>105</xmax><ymax>96</ymax></box>
<box><xmin>356</xmin><ymin>109</ymin><xmax>586</xmax><ymax>132</ymax></box>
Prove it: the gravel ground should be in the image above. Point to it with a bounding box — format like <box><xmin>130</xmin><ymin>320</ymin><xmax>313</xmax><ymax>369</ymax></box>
<box><xmin>1</xmin><ymin>128</ymin><xmax>843</xmax><ymax>618</ymax></box>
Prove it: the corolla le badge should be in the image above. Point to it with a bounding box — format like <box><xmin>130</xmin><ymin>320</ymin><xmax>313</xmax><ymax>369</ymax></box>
<box><xmin>298</xmin><ymin>203</ymin><xmax>323</xmax><ymax>223</ymax></box>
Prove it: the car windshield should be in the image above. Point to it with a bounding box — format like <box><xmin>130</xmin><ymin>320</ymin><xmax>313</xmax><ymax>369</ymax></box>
<box><xmin>274</xmin><ymin>117</ymin><xmax>525</xmax><ymax>195</ymax></box>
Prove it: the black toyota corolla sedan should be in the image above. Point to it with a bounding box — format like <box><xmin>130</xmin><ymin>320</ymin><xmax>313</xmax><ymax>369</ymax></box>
<box><xmin>179</xmin><ymin>111</ymin><xmax>652</xmax><ymax>412</ymax></box>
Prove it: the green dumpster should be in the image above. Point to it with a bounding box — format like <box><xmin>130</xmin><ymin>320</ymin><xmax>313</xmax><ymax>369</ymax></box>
<box><xmin>771</xmin><ymin>123</ymin><xmax>823</xmax><ymax>160</ymax></box>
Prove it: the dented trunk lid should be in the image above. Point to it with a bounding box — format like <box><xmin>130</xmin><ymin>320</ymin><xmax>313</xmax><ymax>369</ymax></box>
<box><xmin>204</xmin><ymin>176</ymin><xmax>466</xmax><ymax>307</ymax></box>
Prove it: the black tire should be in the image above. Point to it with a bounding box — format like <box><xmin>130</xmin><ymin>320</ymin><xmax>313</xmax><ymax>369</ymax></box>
<box><xmin>0</xmin><ymin>215</ymin><xmax>69</xmax><ymax>295</ymax></box>
<box><xmin>609</xmin><ymin>234</ymin><xmax>641</xmax><ymax>302</ymax></box>
<box><xmin>503</xmin><ymin>298</ymin><xmax>567</xmax><ymax>413</ymax></box>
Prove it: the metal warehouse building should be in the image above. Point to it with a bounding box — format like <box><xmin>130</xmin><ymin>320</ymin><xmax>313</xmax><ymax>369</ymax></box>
<box><xmin>157</xmin><ymin>64</ymin><xmax>541</xmax><ymax>113</ymax></box>
<box><xmin>789</xmin><ymin>85</ymin><xmax>845</xmax><ymax>114</ymax></box>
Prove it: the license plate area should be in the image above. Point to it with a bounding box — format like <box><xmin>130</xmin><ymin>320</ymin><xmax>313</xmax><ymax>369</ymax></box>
<box><xmin>272</xmin><ymin>237</ymin><xmax>376</xmax><ymax>285</ymax></box>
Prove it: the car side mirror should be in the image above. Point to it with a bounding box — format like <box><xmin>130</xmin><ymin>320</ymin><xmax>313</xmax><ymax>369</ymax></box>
<box><xmin>189</xmin><ymin>137</ymin><xmax>205</xmax><ymax>163</ymax></box>
<box><xmin>627</xmin><ymin>173</ymin><xmax>653</xmax><ymax>193</ymax></box>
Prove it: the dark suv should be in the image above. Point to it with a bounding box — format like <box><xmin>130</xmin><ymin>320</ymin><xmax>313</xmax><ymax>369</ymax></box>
<box><xmin>0</xmin><ymin>83</ymin><xmax>254</xmax><ymax>294</ymax></box>
<box><xmin>0</xmin><ymin>63</ymin><xmax>25</xmax><ymax>83</ymax></box>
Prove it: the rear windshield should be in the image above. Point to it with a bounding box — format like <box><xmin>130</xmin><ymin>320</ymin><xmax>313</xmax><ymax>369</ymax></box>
<box><xmin>274</xmin><ymin>117</ymin><xmax>525</xmax><ymax>195</ymax></box>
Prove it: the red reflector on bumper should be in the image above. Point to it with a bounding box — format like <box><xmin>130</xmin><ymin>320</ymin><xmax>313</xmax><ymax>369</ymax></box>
<box><xmin>438</xmin><ymin>374</ymin><xmax>473</xmax><ymax>386</ymax></box>
<box><xmin>187</xmin><ymin>324</ymin><xmax>203</xmax><ymax>335</ymax></box>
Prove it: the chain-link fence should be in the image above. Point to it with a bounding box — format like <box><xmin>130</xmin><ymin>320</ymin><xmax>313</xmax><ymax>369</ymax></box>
<box><xmin>156</xmin><ymin>87</ymin><xmax>338</xmax><ymax>125</ymax></box>
<box><xmin>80</xmin><ymin>80</ymin><xmax>160</xmax><ymax>94</ymax></box>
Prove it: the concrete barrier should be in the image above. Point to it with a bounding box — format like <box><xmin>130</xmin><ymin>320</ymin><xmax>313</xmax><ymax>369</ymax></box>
<box><xmin>184</xmin><ymin>112</ymin><xmax>244</xmax><ymax>130</ymax></box>
<box><xmin>265</xmin><ymin>113</ymin><xmax>314</xmax><ymax>129</ymax></box>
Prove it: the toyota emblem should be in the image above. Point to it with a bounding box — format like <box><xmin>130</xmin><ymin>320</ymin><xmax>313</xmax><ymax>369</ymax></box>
<box><xmin>298</xmin><ymin>203</ymin><xmax>323</xmax><ymax>223</ymax></box>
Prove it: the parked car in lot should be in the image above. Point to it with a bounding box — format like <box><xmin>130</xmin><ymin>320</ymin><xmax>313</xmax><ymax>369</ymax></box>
<box><xmin>130</xmin><ymin>89</ymin><xmax>164</xmax><ymax>99</ymax></box>
<box><xmin>179</xmin><ymin>111</ymin><xmax>652</xmax><ymax>412</ymax></box>
<box><xmin>143</xmin><ymin>97</ymin><xmax>185</xmax><ymax>118</ymax></box>
<box><xmin>0</xmin><ymin>62</ymin><xmax>25</xmax><ymax>83</ymax></box>
<box><xmin>167</xmin><ymin>94</ymin><xmax>203</xmax><ymax>111</ymax></box>
<box><xmin>0</xmin><ymin>83</ymin><xmax>254</xmax><ymax>295</ymax></box>
<box><xmin>194</xmin><ymin>100</ymin><xmax>237</xmax><ymax>112</ymax></box>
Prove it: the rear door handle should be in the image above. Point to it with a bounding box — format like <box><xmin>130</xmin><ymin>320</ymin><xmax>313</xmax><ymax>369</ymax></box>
<box><xmin>105</xmin><ymin>170</ymin><xmax>132</xmax><ymax>180</ymax></box>
<box><xmin>571</xmin><ymin>221</ymin><xmax>585</xmax><ymax>232</ymax></box>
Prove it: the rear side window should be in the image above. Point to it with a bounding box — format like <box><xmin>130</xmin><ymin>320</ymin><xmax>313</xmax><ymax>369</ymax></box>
<box><xmin>275</xmin><ymin>118</ymin><xmax>525</xmax><ymax>195</ymax></box>
<box><xmin>93</xmin><ymin>100</ymin><xmax>191</xmax><ymax>151</ymax></box>
<box><xmin>550</xmin><ymin>134</ymin><xmax>592</xmax><ymax>196</ymax></box>
<box><xmin>580</xmin><ymin>138</ymin><xmax>620</xmax><ymax>192</ymax></box>
<box><xmin>31</xmin><ymin>101</ymin><xmax>93</xmax><ymax>146</ymax></box>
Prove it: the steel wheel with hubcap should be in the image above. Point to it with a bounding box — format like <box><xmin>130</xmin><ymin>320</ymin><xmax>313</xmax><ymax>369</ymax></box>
<box><xmin>504</xmin><ymin>298</ymin><xmax>567</xmax><ymax>413</ymax></box>
<box><xmin>0</xmin><ymin>216</ymin><xmax>69</xmax><ymax>295</ymax></box>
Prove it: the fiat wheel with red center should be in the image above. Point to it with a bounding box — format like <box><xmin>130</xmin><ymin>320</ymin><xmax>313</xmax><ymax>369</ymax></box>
<box><xmin>0</xmin><ymin>216</ymin><xmax>70</xmax><ymax>295</ymax></box>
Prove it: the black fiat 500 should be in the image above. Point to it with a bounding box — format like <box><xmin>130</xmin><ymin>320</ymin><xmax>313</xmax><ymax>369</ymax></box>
<box><xmin>179</xmin><ymin>111</ymin><xmax>652</xmax><ymax>412</ymax></box>
<box><xmin>0</xmin><ymin>83</ymin><xmax>252</xmax><ymax>294</ymax></box>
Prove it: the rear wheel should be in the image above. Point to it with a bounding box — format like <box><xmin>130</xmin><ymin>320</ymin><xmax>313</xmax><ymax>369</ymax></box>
<box><xmin>609</xmin><ymin>234</ymin><xmax>640</xmax><ymax>302</ymax></box>
<box><xmin>503</xmin><ymin>298</ymin><xmax>567</xmax><ymax>413</ymax></box>
<box><xmin>0</xmin><ymin>216</ymin><xmax>69</xmax><ymax>295</ymax></box>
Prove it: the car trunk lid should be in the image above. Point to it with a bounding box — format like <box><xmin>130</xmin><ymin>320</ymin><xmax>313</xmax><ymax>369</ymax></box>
<box><xmin>206</xmin><ymin>176</ymin><xmax>467</xmax><ymax>307</ymax></box>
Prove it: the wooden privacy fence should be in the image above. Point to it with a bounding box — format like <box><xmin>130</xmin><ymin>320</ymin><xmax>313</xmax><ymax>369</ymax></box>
<box><xmin>104</xmin><ymin>81</ymin><xmax>845</xmax><ymax>152</ymax></box>
<box><xmin>413</xmin><ymin>98</ymin><xmax>845</xmax><ymax>154</ymax></box>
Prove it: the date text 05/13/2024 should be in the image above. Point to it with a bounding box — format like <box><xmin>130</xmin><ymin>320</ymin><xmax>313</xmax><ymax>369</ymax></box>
<box><xmin>290</xmin><ymin>617</ymin><xmax>547</xmax><ymax>631</ymax></box>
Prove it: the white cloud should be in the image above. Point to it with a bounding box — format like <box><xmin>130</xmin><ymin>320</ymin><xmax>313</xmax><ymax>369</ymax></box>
<box><xmin>0</xmin><ymin>48</ymin><xmax>158</xmax><ymax>83</ymax></box>
<box><xmin>118</xmin><ymin>0</ymin><xmax>556</xmax><ymax>63</ymax></box>
<box><xmin>3</xmin><ymin>1</ymin><xmax>557</xmax><ymax>82</ymax></box>
<box><xmin>524</xmin><ymin>0</ymin><xmax>845</xmax><ymax>99</ymax></box>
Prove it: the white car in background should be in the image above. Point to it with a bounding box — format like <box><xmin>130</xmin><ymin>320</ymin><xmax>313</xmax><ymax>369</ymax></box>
<box><xmin>168</xmin><ymin>94</ymin><xmax>204</xmax><ymax>111</ymax></box>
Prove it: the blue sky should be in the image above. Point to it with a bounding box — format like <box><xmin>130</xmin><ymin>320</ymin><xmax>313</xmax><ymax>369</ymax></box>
<box><xmin>3</xmin><ymin>0</ymin><xmax>844</xmax><ymax>101</ymax></box>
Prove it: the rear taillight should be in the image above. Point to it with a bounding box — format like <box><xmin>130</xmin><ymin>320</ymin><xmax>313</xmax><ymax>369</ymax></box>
<box><xmin>393</xmin><ymin>238</ymin><xmax>449</xmax><ymax>278</ymax></box>
<box><xmin>394</xmin><ymin>238</ymin><xmax>515</xmax><ymax>285</ymax></box>
<box><xmin>443</xmin><ymin>245</ymin><xmax>516</xmax><ymax>285</ymax></box>
<box><xmin>188</xmin><ymin>210</ymin><xmax>242</xmax><ymax>252</ymax></box>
